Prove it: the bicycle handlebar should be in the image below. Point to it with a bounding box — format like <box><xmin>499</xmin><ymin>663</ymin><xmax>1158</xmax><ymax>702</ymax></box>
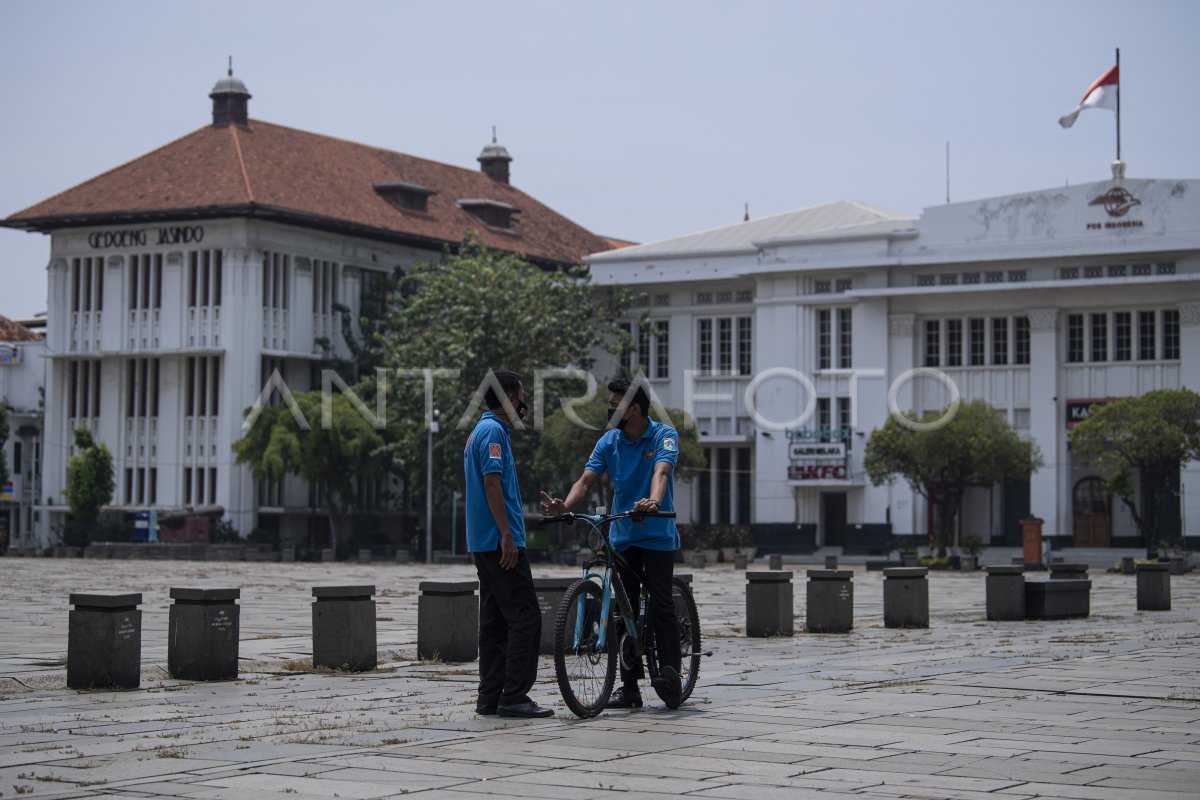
<box><xmin>538</xmin><ymin>509</ymin><xmax>676</xmax><ymax>526</ymax></box>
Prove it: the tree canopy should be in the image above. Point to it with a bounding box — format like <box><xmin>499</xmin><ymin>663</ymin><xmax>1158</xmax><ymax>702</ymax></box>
<box><xmin>233</xmin><ymin>391</ymin><xmax>390</xmax><ymax>553</ymax></box>
<box><xmin>864</xmin><ymin>399</ymin><xmax>1042</xmax><ymax>555</ymax></box>
<box><xmin>1068</xmin><ymin>388</ymin><xmax>1200</xmax><ymax>558</ymax></box>
<box><xmin>64</xmin><ymin>426</ymin><xmax>115</xmax><ymax>547</ymax></box>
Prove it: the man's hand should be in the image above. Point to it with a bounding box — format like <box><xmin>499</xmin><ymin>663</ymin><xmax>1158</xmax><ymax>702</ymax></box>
<box><xmin>632</xmin><ymin>497</ymin><xmax>661</xmax><ymax>514</ymax></box>
<box><xmin>539</xmin><ymin>490</ymin><xmax>567</xmax><ymax>516</ymax></box>
<box><xmin>499</xmin><ymin>530</ymin><xmax>519</xmax><ymax>570</ymax></box>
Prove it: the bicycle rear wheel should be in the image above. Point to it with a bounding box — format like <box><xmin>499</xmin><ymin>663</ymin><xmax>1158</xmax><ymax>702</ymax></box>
<box><xmin>673</xmin><ymin>577</ymin><xmax>701</xmax><ymax>703</ymax></box>
<box><xmin>553</xmin><ymin>578</ymin><xmax>616</xmax><ymax>718</ymax></box>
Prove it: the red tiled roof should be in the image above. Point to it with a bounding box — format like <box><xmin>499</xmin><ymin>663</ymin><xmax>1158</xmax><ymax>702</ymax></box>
<box><xmin>5</xmin><ymin>120</ymin><xmax>611</xmax><ymax>267</ymax></box>
<box><xmin>0</xmin><ymin>315</ymin><xmax>39</xmax><ymax>342</ymax></box>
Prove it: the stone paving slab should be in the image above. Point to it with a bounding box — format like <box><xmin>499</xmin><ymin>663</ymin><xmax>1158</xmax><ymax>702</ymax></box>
<box><xmin>0</xmin><ymin>558</ymin><xmax>1197</xmax><ymax>798</ymax></box>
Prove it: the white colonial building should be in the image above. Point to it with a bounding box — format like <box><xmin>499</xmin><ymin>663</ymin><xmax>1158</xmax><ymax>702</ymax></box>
<box><xmin>3</xmin><ymin>71</ymin><xmax>611</xmax><ymax>552</ymax></box>
<box><xmin>0</xmin><ymin>317</ymin><xmax>46</xmax><ymax>554</ymax></box>
<box><xmin>586</xmin><ymin>165</ymin><xmax>1200</xmax><ymax>552</ymax></box>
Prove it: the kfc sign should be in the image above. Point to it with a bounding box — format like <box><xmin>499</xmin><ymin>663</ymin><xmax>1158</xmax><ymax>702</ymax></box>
<box><xmin>788</xmin><ymin>464</ymin><xmax>848</xmax><ymax>481</ymax></box>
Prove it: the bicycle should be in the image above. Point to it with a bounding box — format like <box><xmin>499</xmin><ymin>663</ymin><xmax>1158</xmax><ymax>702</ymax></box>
<box><xmin>538</xmin><ymin>508</ymin><xmax>710</xmax><ymax>719</ymax></box>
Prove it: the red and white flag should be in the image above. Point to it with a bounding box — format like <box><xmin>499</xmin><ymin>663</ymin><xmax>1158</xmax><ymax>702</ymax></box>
<box><xmin>1058</xmin><ymin>64</ymin><xmax>1119</xmax><ymax>128</ymax></box>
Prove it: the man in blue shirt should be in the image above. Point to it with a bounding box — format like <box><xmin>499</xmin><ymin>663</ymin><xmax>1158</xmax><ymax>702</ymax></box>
<box><xmin>464</xmin><ymin>370</ymin><xmax>553</xmax><ymax>719</ymax></box>
<box><xmin>539</xmin><ymin>377</ymin><xmax>683</xmax><ymax>709</ymax></box>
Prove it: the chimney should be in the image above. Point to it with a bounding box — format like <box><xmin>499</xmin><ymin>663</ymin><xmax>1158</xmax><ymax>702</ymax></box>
<box><xmin>477</xmin><ymin>127</ymin><xmax>512</xmax><ymax>184</ymax></box>
<box><xmin>210</xmin><ymin>61</ymin><xmax>251</xmax><ymax>127</ymax></box>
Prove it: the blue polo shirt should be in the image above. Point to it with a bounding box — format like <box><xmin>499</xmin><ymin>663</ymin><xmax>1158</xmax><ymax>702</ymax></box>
<box><xmin>464</xmin><ymin>412</ymin><xmax>526</xmax><ymax>552</ymax></box>
<box><xmin>584</xmin><ymin>419</ymin><xmax>679</xmax><ymax>552</ymax></box>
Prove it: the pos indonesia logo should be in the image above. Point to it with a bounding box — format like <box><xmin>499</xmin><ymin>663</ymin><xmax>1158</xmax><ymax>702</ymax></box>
<box><xmin>1088</xmin><ymin>187</ymin><xmax>1141</xmax><ymax>218</ymax></box>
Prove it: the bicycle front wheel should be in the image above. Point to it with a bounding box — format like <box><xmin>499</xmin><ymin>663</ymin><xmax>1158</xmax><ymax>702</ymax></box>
<box><xmin>553</xmin><ymin>578</ymin><xmax>617</xmax><ymax>718</ymax></box>
<box><xmin>673</xmin><ymin>577</ymin><xmax>702</xmax><ymax>703</ymax></box>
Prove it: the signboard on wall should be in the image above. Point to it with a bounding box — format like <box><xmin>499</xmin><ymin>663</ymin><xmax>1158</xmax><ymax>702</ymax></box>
<box><xmin>1066</xmin><ymin>398</ymin><xmax>1117</xmax><ymax>428</ymax></box>
<box><xmin>0</xmin><ymin>344</ymin><xmax>20</xmax><ymax>365</ymax></box>
<box><xmin>788</xmin><ymin>464</ymin><xmax>848</xmax><ymax>481</ymax></box>
<box><xmin>789</xmin><ymin>442</ymin><xmax>846</xmax><ymax>461</ymax></box>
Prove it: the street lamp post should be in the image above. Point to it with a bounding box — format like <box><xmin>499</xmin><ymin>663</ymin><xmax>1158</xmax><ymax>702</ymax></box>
<box><xmin>426</xmin><ymin>409</ymin><xmax>439</xmax><ymax>564</ymax></box>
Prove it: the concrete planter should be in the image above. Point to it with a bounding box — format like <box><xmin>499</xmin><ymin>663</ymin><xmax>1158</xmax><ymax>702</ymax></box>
<box><xmin>1025</xmin><ymin>579</ymin><xmax>1090</xmax><ymax>619</ymax></box>
<box><xmin>1136</xmin><ymin>562</ymin><xmax>1171</xmax><ymax>611</ymax></box>
<box><xmin>806</xmin><ymin>569</ymin><xmax>853</xmax><ymax>633</ymax></box>
<box><xmin>746</xmin><ymin>571</ymin><xmax>794</xmax><ymax>637</ymax></box>
<box><xmin>985</xmin><ymin>565</ymin><xmax>1025</xmax><ymax>620</ymax></box>
<box><xmin>959</xmin><ymin>555</ymin><xmax>978</xmax><ymax>572</ymax></box>
<box><xmin>883</xmin><ymin>567</ymin><xmax>929</xmax><ymax>628</ymax></box>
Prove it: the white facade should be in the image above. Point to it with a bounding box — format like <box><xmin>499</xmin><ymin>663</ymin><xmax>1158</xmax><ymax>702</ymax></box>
<box><xmin>0</xmin><ymin>334</ymin><xmax>46</xmax><ymax>553</ymax></box>
<box><xmin>587</xmin><ymin>174</ymin><xmax>1200</xmax><ymax>549</ymax></box>
<box><xmin>32</xmin><ymin>217</ymin><xmax>434</xmax><ymax>550</ymax></box>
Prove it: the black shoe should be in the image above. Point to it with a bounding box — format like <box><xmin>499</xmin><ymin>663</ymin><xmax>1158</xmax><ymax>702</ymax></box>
<box><xmin>605</xmin><ymin>687</ymin><xmax>643</xmax><ymax>709</ymax></box>
<box><xmin>653</xmin><ymin>666</ymin><xmax>683</xmax><ymax>710</ymax></box>
<box><xmin>497</xmin><ymin>701</ymin><xmax>555</xmax><ymax>718</ymax></box>
<box><xmin>475</xmin><ymin>704</ymin><xmax>498</xmax><ymax>715</ymax></box>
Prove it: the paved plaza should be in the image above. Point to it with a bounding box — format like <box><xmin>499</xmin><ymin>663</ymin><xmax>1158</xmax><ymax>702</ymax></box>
<box><xmin>0</xmin><ymin>556</ymin><xmax>1197</xmax><ymax>799</ymax></box>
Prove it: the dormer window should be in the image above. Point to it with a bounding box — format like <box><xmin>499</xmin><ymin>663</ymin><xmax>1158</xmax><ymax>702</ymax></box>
<box><xmin>457</xmin><ymin>198</ymin><xmax>518</xmax><ymax>231</ymax></box>
<box><xmin>374</xmin><ymin>181</ymin><xmax>436</xmax><ymax>214</ymax></box>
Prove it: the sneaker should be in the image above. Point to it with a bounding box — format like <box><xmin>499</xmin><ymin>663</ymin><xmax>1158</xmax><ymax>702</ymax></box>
<box><xmin>652</xmin><ymin>666</ymin><xmax>683</xmax><ymax>709</ymax></box>
<box><xmin>605</xmin><ymin>686</ymin><xmax>643</xmax><ymax>709</ymax></box>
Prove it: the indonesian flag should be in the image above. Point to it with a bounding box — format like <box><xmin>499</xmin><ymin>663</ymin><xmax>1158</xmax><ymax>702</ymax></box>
<box><xmin>1059</xmin><ymin>64</ymin><xmax>1118</xmax><ymax>128</ymax></box>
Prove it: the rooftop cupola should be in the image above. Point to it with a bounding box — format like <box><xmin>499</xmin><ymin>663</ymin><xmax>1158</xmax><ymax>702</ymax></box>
<box><xmin>210</xmin><ymin>60</ymin><xmax>251</xmax><ymax>127</ymax></box>
<box><xmin>477</xmin><ymin>127</ymin><xmax>512</xmax><ymax>184</ymax></box>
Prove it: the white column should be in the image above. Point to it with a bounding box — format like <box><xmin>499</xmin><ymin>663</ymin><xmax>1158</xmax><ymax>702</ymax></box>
<box><xmin>886</xmin><ymin>312</ymin><xmax>917</xmax><ymax>535</ymax></box>
<box><xmin>1179</xmin><ymin>303</ymin><xmax>1200</xmax><ymax>541</ymax></box>
<box><xmin>101</xmin><ymin>254</ymin><xmax>124</xmax><ymax>352</ymax></box>
<box><xmin>1026</xmin><ymin>308</ymin><xmax>1061</xmax><ymax>543</ymax></box>
<box><xmin>216</xmin><ymin>247</ymin><xmax>265</xmax><ymax>537</ymax></box>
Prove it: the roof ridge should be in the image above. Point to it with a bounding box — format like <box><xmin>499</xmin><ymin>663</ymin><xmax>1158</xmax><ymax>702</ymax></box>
<box><xmin>229</xmin><ymin>125</ymin><xmax>254</xmax><ymax>203</ymax></box>
<box><xmin>249</xmin><ymin>118</ymin><xmax>527</xmax><ymax>194</ymax></box>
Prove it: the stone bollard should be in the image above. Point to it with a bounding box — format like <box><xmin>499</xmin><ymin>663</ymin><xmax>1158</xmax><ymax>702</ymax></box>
<box><xmin>733</xmin><ymin>552</ymin><xmax>748</xmax><ymax>570</ymax></box>
<box><xmin>320</xmin><ymin>548</ymin><xmax>335</xmax><ymax>563</ymax></box>
<box><xmin>281</xmin><ymin>549</ymin><xmax>296</xmax><ymax>563</ymax></box>
<box><xmin>1120</xmin><ymin>556</ymin><xmax>1135</xmax><ymax>575</ymax></box>
<box><xmin>1025</xmin><ymin>579</ymin><xmax>1090</xmax><ymax>619</ymax></box>
<box><xmin>1050</xmin><ymin>563</ymin><xmax>1088</xmax><ymax>580</ymax></box>
<box><xmin>312</xmin><ymin>585</ymin><xmax>377</xmax><ymax>671</ymax></box>
<box><xmin>395</xmin><ymin>550</ymin><xmax>411</xmax><ymax>565</ymax></box>
<box><xmin>691</xmin><ymin>551</ymin><xmax>706</xmax><ymax>569</ymax></box>
<box><xmin>1136</xmin><ymin>562</ymin><xmax>1171</xmax><ymax>611</ymax></box>
<box><xmin>358</xmin><ymin>548</ymin><xmax>372</xmax><ymax>564</ymax></box>
<box><xmin>67</xmin><ymin>592</ymin><xmax>142</xmax><ymax>690</ymax></box>
<box><xmin>824</xmin><ymin>555</ymin><xmax>839</xmax><ymax>570</ymax></box>
<box><xmin>883</xmin><ymin>567</ymin><xmax>929</xmax><ymax>628</ymax></box>
<box><xmin>746</xmin><ymin>571</ymin><xmax>794</xmax><ymax>636</ymax></box>
<box><xmin>533</xmin><ymin>577</ymin><xmax>577</xmax><ymax>654</ymax></box>
<box><xmin>806</xmin><ymin>570</ymin><xmax>853</xmax><ymax>633</ymax></box>
<box><xmin>418</xmin><ymin>581</ymin><xmax>479</xmax><ymax>662</ymax></box>
<box><xmin>769</xmin><ymin>554</ymin><xmax>783</xmax><ymax>571</ymax></box>
<box><xmin>168</xmin><ymin>588</ymin><xmax>240</xmax><ymax>681</ymax></box>
<box><xmin>985</xmin><ymin>565</ymin><xmax>1025</xmax><ymax>620</ymax></box>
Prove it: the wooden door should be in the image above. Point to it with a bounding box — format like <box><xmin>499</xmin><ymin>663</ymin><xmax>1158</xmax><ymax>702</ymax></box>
<box><xmin>1073</xmin><ymin>477</ymin><xmax>1111</xmax><ymax>547</ymax></box>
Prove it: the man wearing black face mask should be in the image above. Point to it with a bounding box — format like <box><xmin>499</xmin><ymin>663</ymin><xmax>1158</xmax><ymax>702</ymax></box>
<box><xmin>464</xmin><ymin>370</ymin><xmax>553</xmax><ymax>718</ymax></box>
<box><xmin>539</xmin><ymin>377</ymin><xmax>682</xmax><ymax>710</ymax></box>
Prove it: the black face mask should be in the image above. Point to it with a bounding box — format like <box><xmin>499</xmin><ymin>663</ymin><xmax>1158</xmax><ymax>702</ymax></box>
<box><xmin>607</xmin><ymin>407</ymin><xmax>628</xmax><ymax>430</ymax></box>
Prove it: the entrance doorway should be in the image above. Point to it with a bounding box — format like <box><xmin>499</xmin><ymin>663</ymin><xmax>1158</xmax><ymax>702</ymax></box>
<box><xmin>1072</xmin><ymin>477</ymin><xmax>1111</xmax><ymax>547</ymax></box>
<box><xmin>821</xmin><ymin>492</ymin><xmax>847</xmax><ymax>547</ymax></box>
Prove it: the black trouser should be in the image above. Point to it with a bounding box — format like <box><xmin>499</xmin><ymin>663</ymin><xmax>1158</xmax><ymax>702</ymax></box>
<box><xmin>473</xmin><ymin>548</ymin><xmax>541</xmax><ymax>707</ymax></box>
<box><xmin>614</xmin><ymin>546</ymin><xmax>680</xmax><ymax>690</ymax></box>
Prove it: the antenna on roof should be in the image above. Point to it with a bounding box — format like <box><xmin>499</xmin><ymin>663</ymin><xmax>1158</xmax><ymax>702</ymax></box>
<box><xmin>743</xmin><ymin>202</ymin><xmax>750</xmax><ymax>222</ymax></box>
<box><xmin>228</xmin><ymin>55</ymin><xmax>233</xmax><ymax>77</ymax></box>
<box><xmin>945</xmin><ymin>141</ymin><xmax>950</xmax><ymax>204</ymax></box>
<box><xmin>492</xmin><ymin>125</ymin><xmax>497</xmax><ymax>144</ymax></box>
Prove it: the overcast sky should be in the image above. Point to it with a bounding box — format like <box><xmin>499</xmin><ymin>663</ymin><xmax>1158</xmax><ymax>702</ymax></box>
<box><xmin>2</xmin><ymin>0</ymin><xmax>1197</xmax><ymax>318</ymax></box>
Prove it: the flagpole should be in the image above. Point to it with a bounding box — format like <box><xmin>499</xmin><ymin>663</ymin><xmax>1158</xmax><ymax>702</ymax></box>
<box><xmin>1115</xmin><ymin>47</ymin><xmax>1121</xmax><ymax>163</ymax></box>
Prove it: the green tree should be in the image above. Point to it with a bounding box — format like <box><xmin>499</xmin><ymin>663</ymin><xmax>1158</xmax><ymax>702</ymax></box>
<box><xmin>233</xmin><ymin>392</ymin><xmax>390</xmax><ymax>555</ymax></box>
<box><xmin>1068</xmin><ymin>388</ymin><xmax>1200</xmax><ymax>559</ymax></box>
<box><xmin>532</xmin><ymin>391</ymin><xmax>706</xmax><ymax>507</ymax></box>
<box><xmin>64</xmin><ymin>427</ymin><xmax>115</xmax><ymax>547</ymax></box>
<box><xmin>377</xmin><ymin>236</ymin><xmax>631</xmax><ymax>518</ymax></box>
<box><xmin>864</xmin><ymin>399</ymin><xmax>1043</xmax><ymax>557</ymax></box>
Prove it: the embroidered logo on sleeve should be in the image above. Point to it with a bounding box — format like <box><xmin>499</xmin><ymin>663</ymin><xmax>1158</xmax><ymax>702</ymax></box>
<box><xmin>489</xmin><ymin>443</ymin><xmax>502</xmax><ymax>459</ymax></box>
<box><xmin>662</xmin><ymin>438</ymin><xmax>677</xmax><ymax>452</ymax></box>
